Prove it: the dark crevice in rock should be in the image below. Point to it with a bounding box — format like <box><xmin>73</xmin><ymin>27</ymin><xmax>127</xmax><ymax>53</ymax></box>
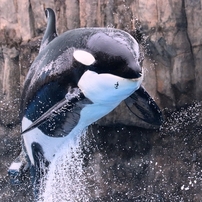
<box><xmin>28</xmin><ymin>0</ymin><xmax>36</xmax><ymax>39</ymax></box>
<box><xmin>182</xmin><ymin>0</ymin><xmax>194</xmax><ymax>57</ymax></box>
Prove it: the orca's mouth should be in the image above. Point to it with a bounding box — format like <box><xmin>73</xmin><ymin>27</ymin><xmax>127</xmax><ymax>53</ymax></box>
<box><xmin>88</xmin><ymin>67</ymin><xmax>143</xmax><ymax>80</ymax></box>
<box><xmin>133</xmin><ymin>71</ymin><xmax>143</xmax><ymax>79</ymax></box>
<box><xmin>116</xmin><ymin>63</ymin><xmax>142</xmax><ymax>79</ymax></box>
<box><xmin>130</xmin><ymin>69</ymin><xmax>144</xmax><ymax>81</ymax></box>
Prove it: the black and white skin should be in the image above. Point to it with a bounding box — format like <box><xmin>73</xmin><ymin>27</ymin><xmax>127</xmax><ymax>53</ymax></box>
<box><xmin>8</xmin><ymin>8</ymin><xmax>163</xmax><ymax>196</ymax></box>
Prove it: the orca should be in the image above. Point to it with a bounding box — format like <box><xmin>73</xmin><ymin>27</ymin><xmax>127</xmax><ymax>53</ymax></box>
<box><xmin>8</xmin><ymin>8</ymin><xmax>163</xmax><ymax>195</ymax></box>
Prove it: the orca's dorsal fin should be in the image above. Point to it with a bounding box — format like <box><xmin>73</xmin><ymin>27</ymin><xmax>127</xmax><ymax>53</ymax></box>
<box><xmin>39</xmin><ymin>8</ymin><xmax>57</xmax><ymax>52</ymax></box>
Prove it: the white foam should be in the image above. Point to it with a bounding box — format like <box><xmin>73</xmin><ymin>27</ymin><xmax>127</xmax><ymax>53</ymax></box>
<box><xmin>9</xmin><ymin>162</ymin><xmax>22</xmax><ymax>170</ymax></box>
<box><xmin>38</xmin><ymin>130</ymin><xmax>89</xmax><ymax>202</ymax></box>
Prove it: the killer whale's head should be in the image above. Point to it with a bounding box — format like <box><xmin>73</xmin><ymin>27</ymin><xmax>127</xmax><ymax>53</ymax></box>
<box><xmin>72</xmin><ymin>30</ymin><xmax>143</xmax><ymax>105</ymax></box>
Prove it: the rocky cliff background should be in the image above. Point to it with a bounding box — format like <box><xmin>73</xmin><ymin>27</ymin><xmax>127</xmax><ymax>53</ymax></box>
<box><xmin>0</xmin><ymin>0</ymin><xmax>201</xmax><ymax>201</ymax></box>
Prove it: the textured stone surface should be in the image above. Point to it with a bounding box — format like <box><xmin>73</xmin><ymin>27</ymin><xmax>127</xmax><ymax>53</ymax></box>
<box><xmin>0</xmin><ymin>0</ymin><xmax>201</xmax><ymax>109</ymax></box>
<box><xmin>0</xmin><ymin>47</ymin><xmax>20</xmax><ymax>127</ymax></box>
<box><xmin>0</xmin><ymin>0</ymin><xmax>201</xmax><ymax>201</ymax></box>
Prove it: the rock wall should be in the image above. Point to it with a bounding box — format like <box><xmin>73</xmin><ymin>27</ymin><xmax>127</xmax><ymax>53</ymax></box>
<box><xmin>0</xmin><ymin>0</ymin><xmax>201</xmax><ymax>201</ymax></box>
<box><xmin>0</xmin><ymin>0</ymin><xmax>201</xmax><ymax>111</ymax></box>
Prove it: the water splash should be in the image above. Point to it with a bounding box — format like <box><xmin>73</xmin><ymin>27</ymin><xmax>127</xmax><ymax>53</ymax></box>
<box><xmin>33</xmin><ymin>102</ymin><xmax>202</xmax><ymax>202</ymax></box>
<box><xmin>38</xmin><ymin>130</ymin><xmax>91</xmax><ymax>202</ymax></box>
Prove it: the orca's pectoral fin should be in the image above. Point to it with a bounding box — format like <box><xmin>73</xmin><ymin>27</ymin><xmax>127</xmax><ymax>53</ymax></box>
<box><xmin>125</xmin><ymin>86</ymin><xmax>163</xmax><ymax>127</ymax></box>
<box><xmin>22</xmin><ymin>88</ymin><xmax>85</xmax><ymax>135</ymax></box>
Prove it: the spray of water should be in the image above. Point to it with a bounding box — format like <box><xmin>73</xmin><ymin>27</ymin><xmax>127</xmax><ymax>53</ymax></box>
<box><xmin>37</xmin><ymin>129</ymin><xmax>92</xmax><ymax>202</ymax></box>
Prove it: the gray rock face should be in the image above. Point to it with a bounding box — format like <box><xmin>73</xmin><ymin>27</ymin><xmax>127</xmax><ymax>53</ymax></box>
<box><xmin>0</xmin><ymin>46</ymin><xmax>20</xmax><ymax>127</ymax></box>
<box><xmin>0</xmin><ymin>0</ymin><xmax>201</xmax><ymax>110</ymax></box>
<box><xmin>0</xmin><ymin>0</ymin><xmax>201</xmax><ymax>201</ymax></box>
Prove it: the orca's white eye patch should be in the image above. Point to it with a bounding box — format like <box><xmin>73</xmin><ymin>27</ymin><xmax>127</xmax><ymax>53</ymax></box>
<box><xmin>73</xmin><ymin>50</ymin><xmax>95</xmax><ymax>66</ymax></box>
